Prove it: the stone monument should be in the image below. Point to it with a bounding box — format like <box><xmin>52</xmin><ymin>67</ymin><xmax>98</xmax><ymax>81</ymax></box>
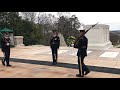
<box><xmin>9</xmin><ymin>33</ymin><xmax>15</xmax><ymax>46</ymax></box>
<box><xmin>14</xmin><ymin>36</ymin><xmax>24</xmax><ymax>46</ymax></box>
<box><xmin>83</xmin><ymin>24</ymin><xmax>113</xmax><ymax>50</ymax></box>
<box><xmin>58</xmin><ymin>33</ymin><xmax>67</xmax><ymax>46</ymax></box>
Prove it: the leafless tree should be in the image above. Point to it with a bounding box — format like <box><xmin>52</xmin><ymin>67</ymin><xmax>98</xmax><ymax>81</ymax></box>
<box><xmin>20</xmin><ymin>12</ymin><xmax>37</xmax><ymax>22</ymax></box>
<box><xmin>57</xmin><ymin>12</ymin><xmax>70</xmax><ymax>18</ymax></box>
<box><xmin>37</xmin><ymin>12</ymin><xmax>58</xmax><ymax>35</ymax></box>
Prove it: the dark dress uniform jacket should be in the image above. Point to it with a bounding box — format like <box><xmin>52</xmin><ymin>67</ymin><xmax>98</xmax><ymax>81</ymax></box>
<box><xmin>77</xmin><ymin>36</ymin><xmax>88</xmax><ymax>57</ymax></box>
<box><xmin>50</xmin><ymin>36</ymin><xmax>60</xmax><ymax>49</ymax></box>
<box><xmin>1</xmin><ymin>37</ymin><xmax>10</xmax><ymax>52</ymax></box>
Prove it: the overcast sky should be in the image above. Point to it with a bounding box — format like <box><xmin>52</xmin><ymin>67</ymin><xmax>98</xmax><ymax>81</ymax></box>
<box><xmin>45</xmin><ymin>12</ymin><xmax>120</xmax><ymax>31</ymax></box>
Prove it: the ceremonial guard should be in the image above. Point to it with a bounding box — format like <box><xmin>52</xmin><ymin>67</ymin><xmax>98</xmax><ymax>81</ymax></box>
<box><xmin>50</xmin><ymin>30</ymin><xmax>60</xmax><ymax>65</ymax></box>
<box><xmin>74</xmin><ymin>29</ymin><xmax>90</xmax><ymax>77</ymax></box>
<box><xmin>1</xmin><ymin>32</ymin><xmax>11</xmax><ymax>67</ymax></box>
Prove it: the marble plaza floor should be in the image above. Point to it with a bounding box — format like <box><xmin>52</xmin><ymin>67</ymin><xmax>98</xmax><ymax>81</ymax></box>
<box><xmin>0</xmin><ymin>45</ymin><xmax>120</xmax><ymax>78</ymax></box>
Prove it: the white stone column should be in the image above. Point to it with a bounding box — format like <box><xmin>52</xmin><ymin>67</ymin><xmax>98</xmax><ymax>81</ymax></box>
<box><xmin>9</xmin><ymin>33</ymin><xmax>15</xmax><ymax>46</ymax></box>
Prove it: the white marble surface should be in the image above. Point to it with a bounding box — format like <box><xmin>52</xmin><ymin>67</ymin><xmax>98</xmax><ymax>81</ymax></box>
<box><xmin>99</xmin><ymin>52</ymin><xmax>119</xmax><ymax>58</ymax></box>
<box><xmin>48</xmin><ymin>50</ymin><xmax>69</xmax><ymax>54</ymax></box>
<box><xmin>69</xmin><ymin>51</ymin><xmax>92</xmax><ymax>56</ymax></box>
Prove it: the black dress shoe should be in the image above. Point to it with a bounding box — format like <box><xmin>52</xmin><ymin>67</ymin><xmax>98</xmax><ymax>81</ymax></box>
<box><xmin>84</xmin><ymin>71</ymin><xmax>90</xmax><ymax>75</ymax></box>
<box><xmin>6</xmin><ymin>65</ymin><xmax>12</xmax><ymax>67</ymax></box>
<box><xmin>1</xmin><ymin>59</ymin><xmax>5</xmax><ymax>66</ymax></box>
<box><xmin>54</xmin><ymin>62</ymin><xmax>57</xmax><ymax>65</ymax></box>
<box><xmin>76</xmin><ymin>74</ymin><xmax>84</xmax><ymax>77</ymax></box>
<box><xmin>51</xmin><ymin>62</ymin><xmax>56</xmax><ymax>65</ymax></box>
<box><xmin>52</xmin><ymin>62</ymin><xmax>57</xmax><ymax>65</ymax></box>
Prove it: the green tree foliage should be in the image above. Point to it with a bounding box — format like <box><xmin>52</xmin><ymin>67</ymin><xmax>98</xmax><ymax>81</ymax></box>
<box><xmin>0</xmin><ymin>12</ymin><xmax>21</xmax><ymax>30</ymax></box>
<box><xmin>37</xmin><ymin>13</ymin><xmax>57</xmax><ymax>45</ymax></box>
<box><xmin>57</xmin><ymin>15</ymin><xmax>81</xmax><ymax>46</ymax></box>
<box><xmin>0</xmin><ymin>12</ymin><xmax>43</xmax><ymax>46</ymax></box>
<box><xmin>0</xmin><ymin>12</ymin><xmax>81</xmax><ymax>46</ymax></box>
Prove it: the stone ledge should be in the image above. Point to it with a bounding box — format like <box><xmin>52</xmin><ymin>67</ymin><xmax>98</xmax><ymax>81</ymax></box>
<box><xmin>88</xmin><ymin>42</ymin><xmax>113</xmax><ymax>50</ymax></box>
<box><xmin>14</xmin><ymin>36</ymin><xmax>23</xmax><ymax>39</ymax></box>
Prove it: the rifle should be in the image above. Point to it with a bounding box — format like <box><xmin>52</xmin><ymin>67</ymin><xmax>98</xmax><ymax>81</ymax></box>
<box><xmin>84</xmin><ymin>22</ymin><xmax>99</xmax><ymax>35</ymax></box>
<box><xmin>74</xmin><ymin>22</ymin><xmax>99</xmax><ymax>48</ymax></box>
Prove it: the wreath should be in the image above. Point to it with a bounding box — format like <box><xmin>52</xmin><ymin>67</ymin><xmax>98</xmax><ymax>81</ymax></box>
<box><xmin>67</xmin><ymin>36</ymin><xmax>76</xmax><ymax>47</ymax></box>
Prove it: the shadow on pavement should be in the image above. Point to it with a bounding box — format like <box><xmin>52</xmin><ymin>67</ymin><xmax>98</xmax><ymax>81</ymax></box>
<box><xmin>0</xmin><ymin>57</ymin><xmax>120</xmax><ymax>74</ymax></box>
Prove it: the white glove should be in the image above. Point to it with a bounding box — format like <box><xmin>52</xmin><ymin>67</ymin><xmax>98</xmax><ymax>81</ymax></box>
<box><xmin>6</xmin><ymin>43</ymin><xmax>10</xmax><ymax>46</ymax></box>
<box><xmin>71</xmin><ymin>44</ymin><xmax>74</xmax><ymax>47</ymax></box>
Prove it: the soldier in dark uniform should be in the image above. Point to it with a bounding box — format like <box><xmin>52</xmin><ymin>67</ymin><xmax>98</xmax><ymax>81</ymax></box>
<box><xmin>1</xmin><ymin>32</ymin><xmax>11</xmax><ymax>67</ymax></box>
<box><xmin>50</xmin><ymin>30</ymin><xmax>60</xmax><ymax>65</ymax></box>
<box><xmin>74</xmin><ymin>30</ymin><xmax>90</xmax><ymax>77</ymax></box>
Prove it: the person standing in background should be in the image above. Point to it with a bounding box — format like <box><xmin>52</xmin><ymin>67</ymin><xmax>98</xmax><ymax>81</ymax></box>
<box><xmin>1</xmin><ymin>32</ymin><xmax>11</xmax><ymax>67</ymax></box>
<box><xmin>50</xmin><ymin>30</ymin><xmax>60</xmax><ymax>65</ymax></box>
